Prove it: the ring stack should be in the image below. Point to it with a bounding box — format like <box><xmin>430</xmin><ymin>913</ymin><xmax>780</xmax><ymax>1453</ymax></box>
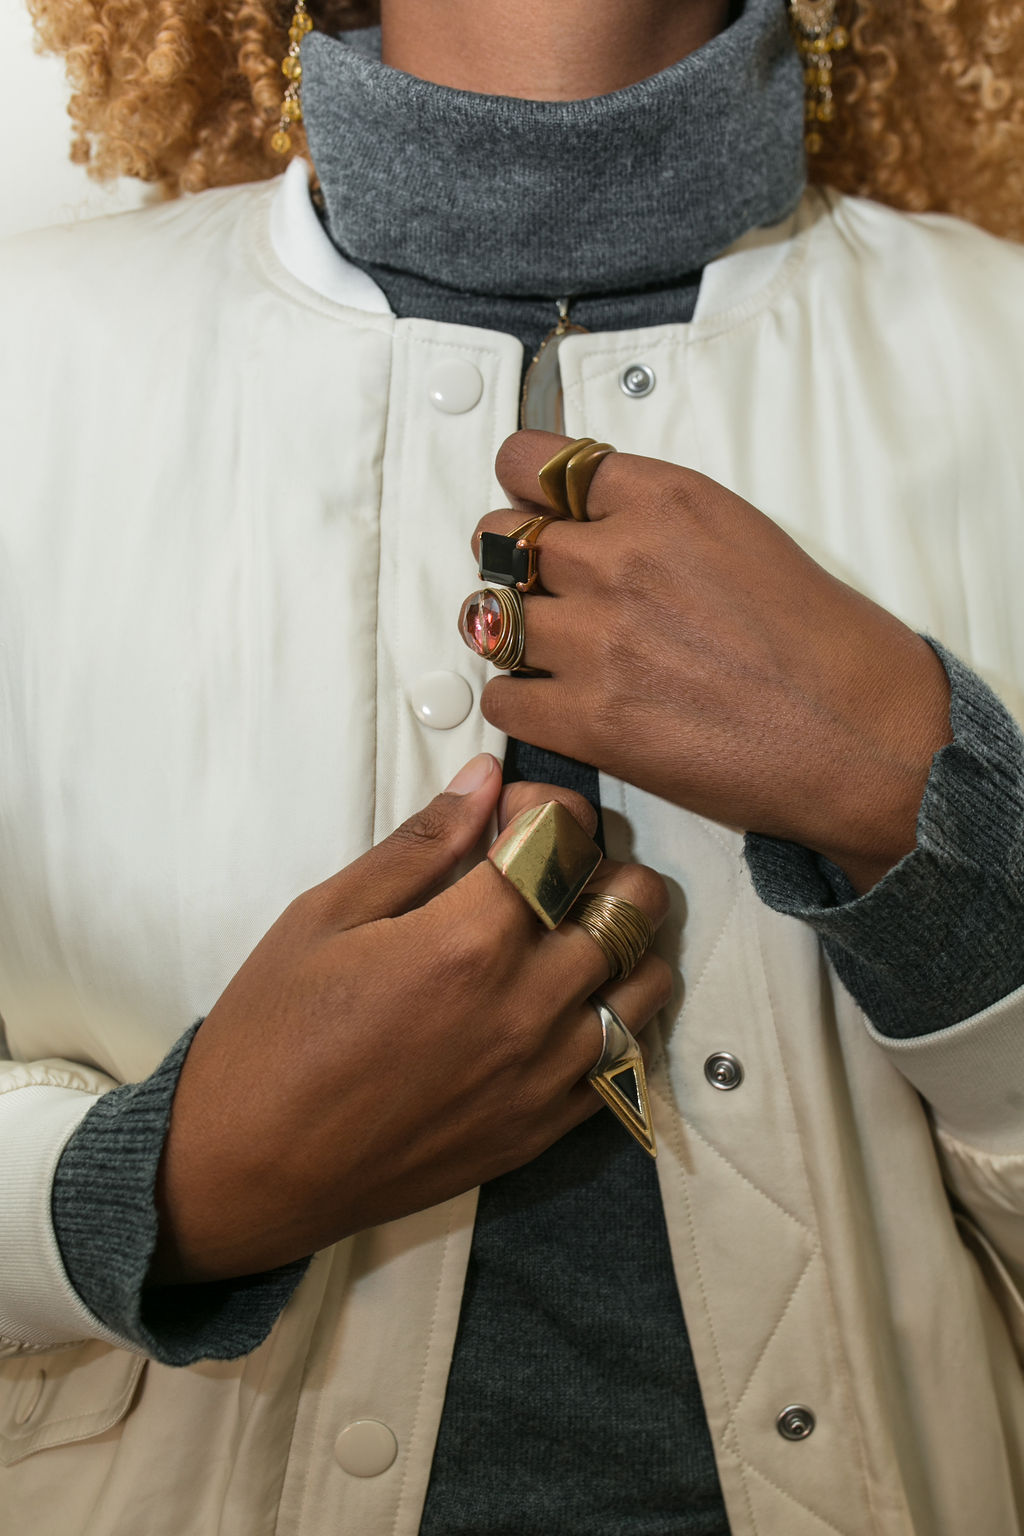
<box><xmin>538</xmin><ymin>437</ymin><xmax>617</xmax><ymax>521</ymax></box>
<box><xmin>570</xmin><ymin>892</ymin><xmax>655</xmax><ymax>980</ymax></box>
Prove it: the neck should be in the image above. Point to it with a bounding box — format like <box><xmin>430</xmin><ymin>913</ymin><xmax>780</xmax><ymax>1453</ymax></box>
<box><xmin>379</xmin><ymin>0</ymin><xmax>736</xmax><ymax>99</ymax></box>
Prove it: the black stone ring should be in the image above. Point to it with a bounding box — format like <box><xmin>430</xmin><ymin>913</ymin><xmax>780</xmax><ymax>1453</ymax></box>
<box><xmin>478</xmin><ymin>515</ymin><xmax>558</xmax><ymax>594</ymax></box>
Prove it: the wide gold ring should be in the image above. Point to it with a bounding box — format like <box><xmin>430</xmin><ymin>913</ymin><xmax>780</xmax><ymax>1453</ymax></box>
<box><xmin>488</xmin><ymin>802</ymin><xmax>603</xmax><ymax>929</ymax></box>
<box><xmin>570</xmin><ymin>892</ymin><xmax>655</xmax><ymax>981</ymax></box>
<box><xmin>538</xmin><ymin>437</ymin><xmax>617</xmax><ymax>521</ymax></box>
<box><xmin>458</xmin><ymin>585</ymin><xmax>528</xmax><ymax>671</ymax></box>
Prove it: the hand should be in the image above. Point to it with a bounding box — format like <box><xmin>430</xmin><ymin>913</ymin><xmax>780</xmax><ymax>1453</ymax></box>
<box><xmin>151</xmin><ymin>755</ymin><xmax>670</xmax><ymax>1284</ymax></box>
<box><xmin>473</xmin><ymin>431</ymin><xmax>953</xmax><ymax>892</ymax></box>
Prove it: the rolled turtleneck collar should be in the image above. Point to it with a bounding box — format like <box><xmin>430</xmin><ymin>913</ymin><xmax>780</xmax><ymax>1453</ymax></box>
<box><xmin>300</xmin><ymin>0</ymin><xmax>805</xmax><ymax>307</ymax></box>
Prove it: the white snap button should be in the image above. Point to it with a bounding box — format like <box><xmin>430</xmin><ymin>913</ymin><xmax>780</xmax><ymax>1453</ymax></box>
<box><xmin>334</xmin><ymin>1419</ymin><xmax>398</xmax><ymax>1477</ymax></box>
<box><xmin>428</xmin><ymin>359</ymin><xmax>484</xmax><ymax>414</ymax></box>
<box><xmin>411</xmin><ymin>670</ymin><xmax>474</xmax><ymax>730</ymax></box>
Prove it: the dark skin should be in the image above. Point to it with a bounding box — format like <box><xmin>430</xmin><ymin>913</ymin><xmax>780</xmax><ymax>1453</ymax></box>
<box><xmin>381</xmin><ymin>0</ymin><xmax>734</xmax><ymax>99</ymax></box>
<box><xmin>152</xmin><ymin>766</ymin><xmax>671</xmax><ymax>1283</ymax></box>
<box><xmin>152</xmin><ymin>0</ymin><xmax>950</xmax><ymax>1284</ymax></box>
<box><xmin>473</xmin><ymin>432</ymin><xmax>953</xmax><ymax>894</ymax></box>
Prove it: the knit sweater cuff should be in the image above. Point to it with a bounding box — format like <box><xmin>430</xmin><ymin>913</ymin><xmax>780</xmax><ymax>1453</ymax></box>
<box><xmin>745</xmin><ymin>640</ymin><xmax>1024</xmax><ymax>1038</ymax></box>
<box><xmin>51</xmin><ymin>1022</ymin><xmax>309</xmax><ymax>1365</ymax></box>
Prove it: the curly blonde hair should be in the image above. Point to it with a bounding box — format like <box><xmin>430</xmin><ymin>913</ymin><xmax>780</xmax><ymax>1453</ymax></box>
<box><xmin>26</xmin><ymin>0</ymin><xmax>1024</xmax><ymax>240</ymax></box>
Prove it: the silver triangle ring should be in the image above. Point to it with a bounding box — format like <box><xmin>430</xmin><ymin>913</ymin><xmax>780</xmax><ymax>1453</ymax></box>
<box><xmin>587</xmin><ymin>996</ymin><xmax>657</xmax><ymax>1159</ymax></box>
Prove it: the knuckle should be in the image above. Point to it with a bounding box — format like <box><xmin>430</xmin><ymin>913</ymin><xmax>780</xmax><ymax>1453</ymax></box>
<box><xmin>495</xmin><ymin>427</ymin><xmax>550</xmax><ymax>489</ymax></box>
<box><xmin>432</xmin><ymin>920</ymin><xmax>491</xmax><ymax>984</ymax></box>
<box><xmin>393</xmin><ymin>801</ymin><xmax>455</xmax><ymax>852</ymax></box>
<box><xmin>283</xmin><ymin>883</ymin><xmax>330</xmax><ymax>933</ymax></box>
<box><xmin>616</xmin><ymin>863</ymin><xmax>670</xmax><ymax>924</ymax></box>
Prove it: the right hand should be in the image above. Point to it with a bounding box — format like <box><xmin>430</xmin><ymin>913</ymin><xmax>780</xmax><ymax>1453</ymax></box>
<box><xmin>151</xmin><ymin>753</ymin><xmax>671</xmax><ymax>1284</ymax></box>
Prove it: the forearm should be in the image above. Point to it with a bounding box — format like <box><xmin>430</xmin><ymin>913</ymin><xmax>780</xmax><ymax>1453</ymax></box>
<box><xmin>746</xmin><ymin>639</ymin><xmax>1024</xmax><ymax>1037</ymax></box>
<box><xmin>51</xmin><ymin>1023</ymin><xmax>309</xmax><ymax>1367</ymax></box>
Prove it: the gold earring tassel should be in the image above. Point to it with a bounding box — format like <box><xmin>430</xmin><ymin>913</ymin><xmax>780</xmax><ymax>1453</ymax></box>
<box><xmin>273</xmin><ymin>0</ymin><xmax>312</xmax><ymax>155</ymax></box>
<box><xmin>788</xmin><ymin>0</ymin><xmax>848</xmax><ymax>155</ymax></box>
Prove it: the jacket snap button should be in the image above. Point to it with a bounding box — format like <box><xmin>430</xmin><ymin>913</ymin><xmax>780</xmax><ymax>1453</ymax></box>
<box><xmin>619</xmin><ymin>363</ymin><xmax>655</xmax><ymax>398</ymax></box>
<box><xmin>410</xmin><ymin>670</ymin><xmax>474</xmax><ymax>729</ymax></box>
<box><xmin>428</xmin><ymin>359</ymin><xmax>484</xmax><ymax>414</ymax></box>
<box><xmin>334</xmin><ymin>1419</ymin><xmax>399</xmax><ymax>1476</ymax></box>
<box><xmin>776</xmin><ymin>1404</ymin><xmax>816</xmax><ymax>1441</ymax></box>
<box><xmin>704</xmin><ymin>1052</ymin><xmax>743</xmax><ymax>1090</ymax></box>
<box><xmin>13</xmin><ymin>1369</ymin><xmax>46</xmax><ymax>1427</ymax></box>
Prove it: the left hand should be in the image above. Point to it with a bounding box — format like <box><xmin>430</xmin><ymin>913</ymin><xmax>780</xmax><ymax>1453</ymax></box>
<box><xmin>471</xmin><ymin>430</ymin><xmax>953</xmax><ymax>893</ymax></box>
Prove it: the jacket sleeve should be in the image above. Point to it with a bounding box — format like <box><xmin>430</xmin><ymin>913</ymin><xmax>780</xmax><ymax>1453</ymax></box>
<box><xmin>49</xmin><ymin>1022</ymin><xmax>309</xmax><ymax>1366</ymax></box>
<box><xmin>745</xmin><ymin>641</ymin><xmax>1024</xmax><ymax>1288</ymax></box>
<box><xmin>0</xmin><ymin>1042</ymin><xmax>133</xmax><ymax>1355</ymax></box>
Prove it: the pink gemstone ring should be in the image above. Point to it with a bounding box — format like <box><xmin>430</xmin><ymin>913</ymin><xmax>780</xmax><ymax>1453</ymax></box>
<box><xmin>458</xmin><ymin>585</ymin><xmax>528</xmax><ymax>671</ymax></box>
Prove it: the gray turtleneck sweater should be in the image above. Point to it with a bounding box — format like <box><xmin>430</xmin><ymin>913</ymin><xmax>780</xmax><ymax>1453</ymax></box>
<box><xmin>50</xmin><ymin>5</ymin><xmax>1024</xmax><ymax>1533</ymax></box>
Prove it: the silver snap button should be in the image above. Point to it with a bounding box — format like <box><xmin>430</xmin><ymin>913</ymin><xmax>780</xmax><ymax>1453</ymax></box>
<box><xmin>619</xmin><ymin>363</ymin><xmax>655</xmax><ymax>398</ymax></box>
<box><xmin>704</xmin><ymin>1052</ymin><xmax>743</xmax><ymax>1090</ymax></box>
<box><xmin>776</xmin><ymin>1404</ymin><xmax>816</xmax><ymax>1441</ymax></box>
<box><xmin>427</xmin><ymin>359</ymin><xmax>484</xmax><ymax>414</ymax></box>
<box><xmin>334</xmin><ymin>1419</ymin><xmax>399</xmax><ymax>1477</ymax></box>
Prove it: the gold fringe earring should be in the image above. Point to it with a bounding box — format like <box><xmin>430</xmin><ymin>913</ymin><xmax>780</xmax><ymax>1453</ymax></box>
<box><xmin>788</xmin><ymin>0</ymin><xmax>848</xmax><ymax>155</ymax></box>
<box><xmin>272</xmin><ymin>0</ymin><xmax>312</xmax><ymax>155</ymax></box>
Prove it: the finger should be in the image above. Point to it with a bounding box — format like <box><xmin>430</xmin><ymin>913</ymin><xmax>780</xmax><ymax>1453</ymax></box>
<box><xmin>480</xmin><ymin>674</ymin><xmax>584</xmax><ymax>757</ymax></box>
<box><xmin>537</xmin><ymin>859</ymin><xmax>671</xmax><ymax>1002</ymax></box>
<box><xmin>495</xmin><ymin>429</ymin><xmax>628</xmax><ymax>524</ymax></box>
<box><xmin>494</xmin><ymin>429</ymin><xmax>573</xmax><ymax>515</ymax></box>
<box><xmin>457</xmin><ymin>589</ymin><xmax>578</xmax><ymax>677</ymax></box>
<box><xmin>307</xmin><ymin>754</ymin><xmax>503</xmax><ymax>931</ymax></box>
<box><xmin>498</xmin><ymin>780</ymin><xmax>599</xmax><ymax>840</ymax></box>
<box><xmin>548</xmin><ymin>950</ymin><xmax>674</xmax><ymax>1088</ymax></box>
<box><xmin>471</xmin><ymin>510</ymin><xmax>583</xmax><ymax>597</ymax></box>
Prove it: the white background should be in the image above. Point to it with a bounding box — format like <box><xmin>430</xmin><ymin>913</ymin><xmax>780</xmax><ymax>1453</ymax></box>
<box><xmin>1</xmin><ymin>0</ymin><xmax>147</xmax><ymax>241</ymax></box>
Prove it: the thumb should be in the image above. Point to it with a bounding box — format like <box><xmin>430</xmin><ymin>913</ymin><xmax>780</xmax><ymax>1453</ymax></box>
<box><xmin>311</xmin><ymin>754</ymin><xmax>503</xmax><ymax>930</ymax></box>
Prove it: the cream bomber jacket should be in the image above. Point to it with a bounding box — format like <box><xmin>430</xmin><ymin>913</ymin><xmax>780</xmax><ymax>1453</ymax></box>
<box><xmin>0</xmin><ymin>163</ymin><xmax>1023</xmax><ymax>1534</ymax></box>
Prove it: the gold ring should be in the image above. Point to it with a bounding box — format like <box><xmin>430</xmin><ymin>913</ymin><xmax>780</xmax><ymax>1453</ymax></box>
<box><xmin>588</xmin><ymin>994</ymin><xmax>656</xmax><ymax>1157</ymax></box>
<box><xmin>570</xmin><ymin>892</ymin><xmax>655</xmax><ymax>980</ymax></box>
<box><xmin>458</xmin><ymin>585</ymin><xmax>528</xmax><ymax>671</ymax></box>
<box><xmin>488</xmin><ymin>801</ymin><xmax>603</xmax><ymax>929</ymax></box>
<box><xmin>478</xmin><ymin>515</ymin><xmax>558</xmax><ymax>594</ymax></box>
<box><xmin>538</xmin><ymin>438</ymin><xmax>617</xmax><ymax>521</ymax></box>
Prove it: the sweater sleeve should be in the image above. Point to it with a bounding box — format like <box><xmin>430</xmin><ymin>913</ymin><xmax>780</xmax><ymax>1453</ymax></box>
<box><xmin>50</xmin><ymin>1022</ymin><xmax>310</xmax><ymax>1366</ymax></box>
<box><xmin>744</xmin><ymin>640</ymin><xmax>1024</xmax><ymax>1039</ymax></box>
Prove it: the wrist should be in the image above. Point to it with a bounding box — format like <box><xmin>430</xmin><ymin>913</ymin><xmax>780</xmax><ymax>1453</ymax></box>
<box><xmin>811</xmin><ymin>634</ymin><xmax>953</xmax><ymax>894</ymax></box>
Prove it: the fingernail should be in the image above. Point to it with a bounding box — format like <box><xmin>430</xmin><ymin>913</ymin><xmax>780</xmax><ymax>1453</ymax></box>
<box><xmin>445</xmin><ymin>753</ymin><xmax>497</xmax><ymax>795</ymax></box>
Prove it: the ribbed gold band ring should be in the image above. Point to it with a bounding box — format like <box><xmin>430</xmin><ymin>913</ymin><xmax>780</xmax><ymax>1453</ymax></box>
<box><xmin>570</xmin><ymin>893</ymin><xmax>656</xmax><ymax>981</ymax></box>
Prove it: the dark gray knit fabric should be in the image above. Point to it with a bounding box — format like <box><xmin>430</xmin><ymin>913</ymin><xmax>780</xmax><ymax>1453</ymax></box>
<box><xmin>419</xmin><ymin>1116</ymin><xmax>730</xmax><ymax>1536</ymax></box>
<box><xmin>301</xmin><ymin>0</ymin><xmax>804</xmax><ymax>300</ymax></box>
<box><xmin>746</xmin><ymin>640</ymin><xmax>1024</xmax><ymax>1037</ymax></box>
<box><xmin>50</xmin><ymin>1022</ymin><xmax>309</xmax><ymax>1361</ymax></box>
<box><xmin>46</xmin><ymin>4</ymin><xmax>1024</xmax><ymax>1500</ymax></box>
